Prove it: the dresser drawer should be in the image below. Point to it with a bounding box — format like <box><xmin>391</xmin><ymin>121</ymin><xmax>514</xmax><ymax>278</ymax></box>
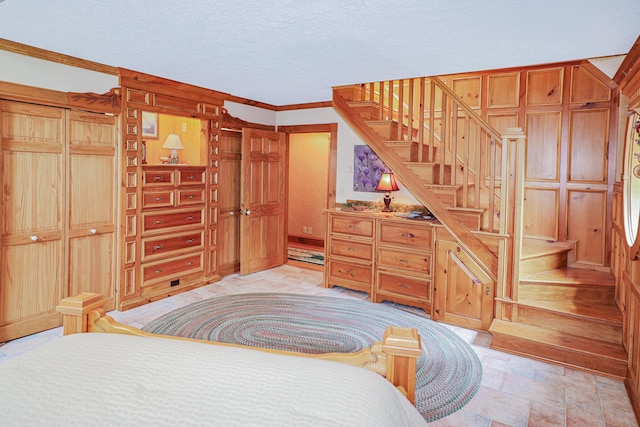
<box><xmin>329</xmin><ymin>238</ymin><xmax>373</xmax><ymax>261</ymax></box>
<box><xmin>378</xmin><ymin>248</ymin><xmax>431</xmax><ymax>274</ymax></box>
<box><xmin>142</xmin><ymin>190</ymin><xmax>174</xmax><ymax>208</ymax></box>
<box><xmin>143</xmin><ymin>209</ymin><xmax>203</xmax><ymax>233</ymax></box>
<box><xmin>177</xmin><ymin>168</ymin><xmax>206</xmax><ymax>186</ymax></box>
<box><xmin>142</xmin><ymin>232</ymin><xmax>203</xmax><ymax>261</ymax></box>
<box><xmin>330</xmin><ymin>216</ymin><xmax>374</xmax><ymax>238</ymax></box>
<box><xmin>177</xmin><ymin>188</ymin><xmax>205</xmax><ymax>206</ymax></box>
<box><xmin>377</xmin><ymin>271</ymin><xmax>430</xmax><ymax>299</ymax></box>
<box><xmin>378</xmin><ymin>221</ymin><xmax>431</xmax><ymax>248</ymax></box>
<box><xmin>142</xmin><ymin>253</ymin><xmax>203</xmax><ymax>283</ymax></box>
<box><xmin>329</xmin><ymin>260</ymin><xmax>371</xmax><ymax>284</ymax></box>
<box><xmin>143</xmin><ymin>169</ymin><xmax>174</xmax><ymax>186</ymax></box>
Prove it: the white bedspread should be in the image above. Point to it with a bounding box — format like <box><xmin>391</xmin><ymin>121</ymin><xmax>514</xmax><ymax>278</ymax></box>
<box><xmin>0</xmin><ymin>333</ymin><xmax>428</xmax><ymax>426</ymax></box>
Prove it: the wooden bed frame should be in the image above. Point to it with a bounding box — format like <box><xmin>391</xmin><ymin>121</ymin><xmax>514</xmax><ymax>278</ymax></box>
<box><xmin>57</xmin><ymin>293</ymin><xmax>422</xmax><ymax>403</ymax></box>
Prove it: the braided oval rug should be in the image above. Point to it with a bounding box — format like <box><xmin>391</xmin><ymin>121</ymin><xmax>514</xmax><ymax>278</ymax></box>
<box><xmin>142</xmin><ymin>293</ymin><xmax>482</xmax><ymax>422</ymax></box>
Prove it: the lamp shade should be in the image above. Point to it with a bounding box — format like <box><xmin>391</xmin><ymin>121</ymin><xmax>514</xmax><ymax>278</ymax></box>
<box><xmin>162</xmin><ymin>134</ymin><xmax>185</xmax><ymax>150</ymax></box>
<box><xmin>376</xmin><ymin>172</ymin><xmax>399</xmax><ymax>192</ymax></box>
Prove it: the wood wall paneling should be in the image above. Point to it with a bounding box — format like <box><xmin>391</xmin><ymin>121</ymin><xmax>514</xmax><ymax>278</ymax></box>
<box><xmin>567</xmin><ymin>190</ymin><xmax>606</xmax><ymax>265</ymax></box>
<box><xmin>568</xmin><ymin>109</ymin><xmax>609</xmax><ymax>183</ymax></box>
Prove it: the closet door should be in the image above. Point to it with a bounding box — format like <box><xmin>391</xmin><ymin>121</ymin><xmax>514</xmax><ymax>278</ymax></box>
<box><xmin>66</xmin><ymin>111</ymin><xmax>117</xmax><ymax>310</ymax></box>
<box><xmin>0</xmin><ymin>101</ymin><xmax>65</xmax><ymax>341</ymax></box>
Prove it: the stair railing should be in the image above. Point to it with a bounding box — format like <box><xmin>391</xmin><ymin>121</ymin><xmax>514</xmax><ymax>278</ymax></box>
<box><xmin>351</xmin><ymin>78</ymin><xmax>505</xmax><ymax>232</ymax></box>
<box><xmin>333</xmin><ymin>88</ymin><xmax>499</xmax><ymax>278</ymax></box>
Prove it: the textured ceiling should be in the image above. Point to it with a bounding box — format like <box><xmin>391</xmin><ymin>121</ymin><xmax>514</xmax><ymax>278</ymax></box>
<box><xmin>0</xmin><ymin>0</ymin><xmax>639</xmax><ymax>106</ymax></box>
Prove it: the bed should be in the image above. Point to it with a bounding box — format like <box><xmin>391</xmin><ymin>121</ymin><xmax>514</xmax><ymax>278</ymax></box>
<box><xmin>0</xmin><ymin>293</ymin><xmax>428</xmax><ymax>426</ymax></box>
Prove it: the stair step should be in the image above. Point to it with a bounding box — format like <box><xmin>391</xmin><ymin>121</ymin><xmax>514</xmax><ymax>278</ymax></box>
<box><xmin>347</xmin><ymin>101</ymin><xmax>380</xmax><ymax>120</ymax></box>
<box><xmin>516</xmin><ymin>300</ymin><xmax>622</xmax><ymax>344</ymax></box>
<box><xmin>519</xmin><ymin>268</ymin><xmax>615</xmax><ymax>305</ymax></box>
<box><xmin>385</xmin><ymin>141</ymin><xmax>414</xmax><ymax>161</ymax></box>
<box><xmin>520</xmin><ymin>239</ymin><xmax>574</xmax><ymax>276</ymax></box>
<box><xmin>447</xmin><ymin>207</ymin><xmax>484</xmax><ymax>231</ymax></box>
<box><xmin>405</xmin><ymin>162</ymin><xmax>451</xmax><ymax>185</ymax></box>
<box><xmin>424</xmin><ymin>184</ymin><xmax>462</xmax><ymax>208</ymax></box>
<box><xmin>489</xmin><ymin>319</ymin><xmax>627</xmax><ymax>378</ymax></box>
<box><xmin>519</xmin><ymin>299</ymin><xmax>621</xmax><ymax>323</ymax></box>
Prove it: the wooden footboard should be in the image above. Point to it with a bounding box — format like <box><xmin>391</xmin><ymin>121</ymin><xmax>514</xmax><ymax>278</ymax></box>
<box><xmin>57</xmin><ymin>293</ymin><xmax>422</xmax><ymax>403</ymax></box>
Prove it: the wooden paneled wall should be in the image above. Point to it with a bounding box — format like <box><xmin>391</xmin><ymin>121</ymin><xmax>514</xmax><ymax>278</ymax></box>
<box><xmin>439</xmin><ymin>62</ymin><xmax>618</xmax><ymax>266</ymax></box>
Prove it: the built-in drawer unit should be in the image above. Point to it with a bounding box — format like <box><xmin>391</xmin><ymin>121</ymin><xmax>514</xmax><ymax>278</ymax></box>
<box><xmin>324</xmin><ymin>210</ymin><xmax>435</xmax><ymax>313</ymax></box>
<box><xmin>140</xmin><ymin>165</ymin><xmax>207</xmax><ymax>293</ymax></box>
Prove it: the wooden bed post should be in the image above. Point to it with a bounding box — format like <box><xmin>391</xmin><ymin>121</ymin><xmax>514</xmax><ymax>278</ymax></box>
<box><xmin>56</xmin><ymin>293</ymin><xmax>107</xmax><ymax>335</ymax></box>
<box><xmin>381</xmin><ymin>326</ymin><xmax>422</xmax><ymax>404</ymax></box>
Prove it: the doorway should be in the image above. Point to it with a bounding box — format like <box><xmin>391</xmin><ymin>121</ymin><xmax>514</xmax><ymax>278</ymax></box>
<box><xmin>280</xmin><ymin>124</ymin><xmax>337</xmax><ymax>272</ymax></box>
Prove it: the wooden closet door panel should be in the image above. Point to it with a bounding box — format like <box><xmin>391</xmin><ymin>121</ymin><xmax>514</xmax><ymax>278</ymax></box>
<box><xmin>0</xmin><ymin>102</ymin><xmax>64</xmax><ymax>341</ymax></box>
<box><xmin>66</xmin><ymin>111</ymin><xmax>117</xmax><ymax>309</ymax></box>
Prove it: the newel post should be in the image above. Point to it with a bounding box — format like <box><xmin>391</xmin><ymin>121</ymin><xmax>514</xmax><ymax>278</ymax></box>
<box><xmin>498</xmin><ymin>128</ymin><xmax>526</xmax><ymax>320</ymax></box>
<box><xmin>56</xmin><ymin>293</ymin><xmax>107</xmax><ymax>335</ymax></box>
<box><xmin>381</xmin><ymin>326</ymin><xmax>422</xmax><ymax>404</ymax></box>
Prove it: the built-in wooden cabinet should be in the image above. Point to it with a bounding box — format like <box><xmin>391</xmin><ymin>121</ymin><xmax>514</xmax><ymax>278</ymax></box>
<box><xmin>0</xmin><ymin>100</ymin><xmax>118</xmax><ymax>342</ymax></box>
<box><xmin>118</xmin><ymin>69</ymin><xmax>222</xmax><ymax>310</ymax></box>
<box><xmin>324</xmin><ymin>210</ymin><xmax>433</xmax><ymax>313</ymax></box>
<box><xmin>139</xmin><ymin>166</ymin><xmax>206</xmax><ymax>295</ymax></box>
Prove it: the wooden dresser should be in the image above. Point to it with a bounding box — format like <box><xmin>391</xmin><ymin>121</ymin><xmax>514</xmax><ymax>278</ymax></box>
<box><xmin>324</xmin><ymin>210</ymin><xmax>434</xmax><ymax>313</ymax></box>
<box><xmin>140</xmin><ymin>165</ymin><xmax>207</xmax><ymax>295</ymax></box>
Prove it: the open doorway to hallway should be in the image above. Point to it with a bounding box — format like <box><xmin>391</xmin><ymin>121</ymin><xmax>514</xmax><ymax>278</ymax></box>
<box><xmin>286</xmin><ymin>130</ymin><xmax>333</xmax><ymax>272</ymax></box>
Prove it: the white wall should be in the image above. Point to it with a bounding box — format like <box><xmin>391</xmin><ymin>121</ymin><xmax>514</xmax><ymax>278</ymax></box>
<box><xmin>276</xmin><ymin>107</ymin><xmax>419</xmax><ymax>206</ymax></box>
<box><xmin>0</xmin><ymin>50</ymin><xmax>117</xmax><ymax>93</ymax></box>
<box><xmin>223</xmin><ymin>100</ymin><xmax>277</xmax><ymax>126</ymax></box>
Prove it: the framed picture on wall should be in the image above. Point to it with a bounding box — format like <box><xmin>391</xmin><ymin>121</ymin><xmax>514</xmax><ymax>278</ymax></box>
<box><xmin>353</xmin><ymin>145</ymin><xmax>387</xmax><ymax>192</ymax></box>
<box><xmin>141</xmin><ymin>111</ymin><xmax>158</xmax><ymax>138</ymax></box>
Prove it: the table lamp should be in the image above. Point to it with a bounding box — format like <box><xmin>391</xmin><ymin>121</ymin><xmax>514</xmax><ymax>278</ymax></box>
<box><xmin>162</xmin><ymin>134</ymin><xmax>184</xmax><ymax>164</ymax></box>
<box><xmin>376</xmin><ymin>172</ymin><xmax>399</xmax><ymax>212</ymax></box>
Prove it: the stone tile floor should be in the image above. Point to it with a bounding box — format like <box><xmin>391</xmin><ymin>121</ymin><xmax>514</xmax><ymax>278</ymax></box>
<box><xmin>0</xmin><ymin>265</ymin><xmax>637</xmax><ymax>426</ymax></box>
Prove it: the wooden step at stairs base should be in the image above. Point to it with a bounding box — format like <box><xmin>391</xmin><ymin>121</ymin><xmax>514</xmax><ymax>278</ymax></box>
<box><xmin>515</xmin><ymin>299</ymin><xmax>622</xmax><ymax>345</ymax></box>
<box><xmin>489</xmin><ymin>319</ymin><xmax>627</xmax><ymax>378</ymax></box>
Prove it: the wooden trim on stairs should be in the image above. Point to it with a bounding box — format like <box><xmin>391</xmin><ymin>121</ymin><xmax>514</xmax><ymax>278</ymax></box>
<box><xmin>332</xmin><ymin>90</ymin><xmax>498</xmax><ymax>278</ymax></box>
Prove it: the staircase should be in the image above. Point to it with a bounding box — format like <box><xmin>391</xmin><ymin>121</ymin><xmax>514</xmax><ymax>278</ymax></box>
<box><xmin>490</xmin><ymin>239</ymin><xmax>626</xmax><ymax>378</ymax></box>
<box><xmin>333</xmin><ymin>80</ymin><xmax>626</xmax><ymax>378</ymax></box>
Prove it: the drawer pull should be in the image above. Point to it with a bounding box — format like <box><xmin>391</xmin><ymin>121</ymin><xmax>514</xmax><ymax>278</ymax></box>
<box><xmin>89</xmin><ymin>229</ymin><xmax>97</xmax><ymax>234</ymax></box>
<box><xmin>185</xmin><ymin>239</ymin><xmax>194</xmax><ymax>244</ymax></box>
<box><xmin>153</xmin><ymin>244</ymin><xmax>163</xmax><ymax>251</ymax></box>
<box><xmin>400</xmin><ymin>233</ymin><xmax>415</xmax><ymax>238</ymax></box>
<box><xmin>154</xmin><ymin>269</ymin><xmax>162</xmax><ymax>274</ymax></box>
<box><xmin>345</xmin><ymin>269</ymin><xmax>356</xmax><ymax>276</ymax></box>
<box><xmin>186</xmin><ymin>215</ymin><xmax>195</xmax><ymax>221</ymax></box>
<box><xmin>347</xmin><ymin>224</ymin><xmax>359</xmax><ymax>229</ymax></box>
<box><xmin>153</xmin><ymin>196</ymin><xmax>164</xmax><ymax>201</ymax></box>
<box><xmin>397</xmin><ymin>283</ymin><xmax>410</xmax><ymax>289</ymax></box>
<box><xmin>346</xmin><ymin>247</ymin><xmax>355</xmax><ymax>251</ymax></box>
<box><xmin>153</xmin><ymin>176</ymin><xmax>164</xmax><ymax>181</ymax></box>
<box><xmin>153</xmin><ymin>219</ymin><xmax>167</xmax><ymax>225</ymax></box>
<box><xmin>186</xmin><ymin>195</ymin><xmax>196</xmax><ymax>199</ymax></box>
<box><xmin>30</xmin><ymin>235</ymin><xmax>38</xmax><ymax>241</ymax></box>
<box><xmin>185</xmin><ymin>262</ymin><xmax>193</xmax><ymax>267</ymax></box>
<box><xmin>399</xmin><ymin>258</ymin><xmax>409</xmax><ymax>263</ymax></box>
<box><xmin>187</xmin><ymin>175</ymin><xmax>196</xmax><ymax>180</ymax></box>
